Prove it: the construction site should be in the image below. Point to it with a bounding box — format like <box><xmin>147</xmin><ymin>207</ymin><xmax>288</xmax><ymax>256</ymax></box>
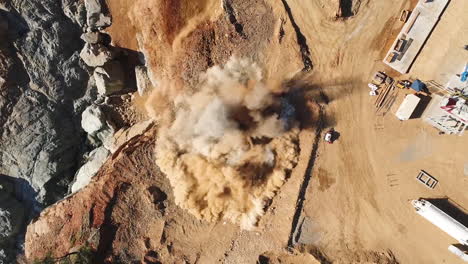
<box><xmin>313</xmin><ymin>0</ymin><xmax>468</xmax><ymax>262</ymax></box>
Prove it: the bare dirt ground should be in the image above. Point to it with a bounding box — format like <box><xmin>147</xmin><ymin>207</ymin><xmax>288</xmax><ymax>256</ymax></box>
<box><xmin>290</xmin><ymin>0</ymin><xmax>468</xmax><ymax>263</ymax></box>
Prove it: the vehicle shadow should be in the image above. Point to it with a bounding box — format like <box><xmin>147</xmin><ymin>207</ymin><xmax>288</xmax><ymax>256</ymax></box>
<box><xmin>425</xmin><ymin>197</ymin><xmax>468</xmax><ymax>227</ymax></box>
<box><xmin>332</xmin><ymin>130</ymin><xmax>341</xmax><ymax>142</ymax></box>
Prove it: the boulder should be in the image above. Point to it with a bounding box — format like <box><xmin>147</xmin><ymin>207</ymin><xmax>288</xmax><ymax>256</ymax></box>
<box><xmin>81</xmin><ymin>104</ymin><xmax>106</xmax><ymax>135</ymax></box>
<box><xmin>81</xmin><ymin>104</ymin><xmax>116</xmax><ymax>148</ymax></box>
<box><xmin>94</xmin><ymin>61</ymin><xmax>124</xmax><ymax>95</ymax></box>
<box><xmin>80</xmin><ymin>43</ymin><xmax>114</xmax><ymax>67</ymax></box>
<box><xmin>71</xmin><ymin>146</ymin><xmax>110</xmax><ymax>193</ymax></box>
<box><xmin>80</xmin><ymin>31</ymin><xmax>105</xmax><ymax>44</ymax></box>
<box><xmin>85</xmin><ymin>0</ymin><xmax>111</xmax><ymax>30</ymax></box>
<box><xmin>135</xmin><ymin>65</ymin><xmax>152</xmax><ymax>96</ymax></box>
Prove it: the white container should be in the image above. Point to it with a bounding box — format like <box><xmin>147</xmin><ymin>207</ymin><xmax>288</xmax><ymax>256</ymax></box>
<box><xmin>448</xmin><ymin>245</ymin><xmax>468</xmax><ymax>262</ymax></box>
<box><xmin>412</xmin><ymin>199</ymin><xmax>468</xmax><ymax>246</ymax></box>
<box><xmin>396</xmin><ymin>94</ymin><xmax>421</xmax><ymax>120</ymax></box>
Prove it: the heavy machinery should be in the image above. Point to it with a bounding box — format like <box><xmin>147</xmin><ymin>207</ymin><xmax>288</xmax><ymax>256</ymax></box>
<box><xmin>396</xmin><ymin>80</ymin><xmax>411</xmax><ymax>89</ymax></box>
<box><xmin>324</xmin><ymin>129</ymin><xmax>334</xmax><ymax>144</ymax></box>
<box><xmin>372</xmin><ymin>71</ymin><xmax>387</xmax><ymax>85</ymax></box>
<box><xmin>453</xmin><ymin>88</ymin><xmax>468</xmax><ymax>101</ymax></box>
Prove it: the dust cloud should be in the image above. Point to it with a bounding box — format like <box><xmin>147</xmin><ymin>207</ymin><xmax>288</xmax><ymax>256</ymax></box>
<box><xmin>147</xmin><ymin>57</ymin><xmax>300</xmax><ymax>229</ymax></box>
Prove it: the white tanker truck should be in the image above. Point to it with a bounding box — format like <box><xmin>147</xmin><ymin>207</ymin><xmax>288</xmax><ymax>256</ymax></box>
<box><xmin>412</xmin><ymin>199</ymin><xmax>468</xmax><ymax>262</ymax></box>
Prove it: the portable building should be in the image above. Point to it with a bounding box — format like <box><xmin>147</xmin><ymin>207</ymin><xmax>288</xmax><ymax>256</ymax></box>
<box><xmin>395</xmin><ymin>94</ymin><xmax>421</xmax><ymax>120</ymax></box>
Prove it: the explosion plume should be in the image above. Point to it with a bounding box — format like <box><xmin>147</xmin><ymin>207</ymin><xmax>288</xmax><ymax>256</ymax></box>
<box><xmin>149</xmin><ymin>57</ymin><xmax>299</xmax><ymax>229</ymax></box>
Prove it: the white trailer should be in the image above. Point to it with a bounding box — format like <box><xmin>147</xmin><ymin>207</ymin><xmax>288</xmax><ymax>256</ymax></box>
<box><xmin>411</xmin><ymin>199</ymin><xmax>468</xmax><ymax>246</ymax></box>
<box><xmin>448</xmin><ymin>245</ymin><xmax>468</xmax><ymax>262</ymax></box>
<box><xmin>396</xmin><ymin>94</ymin><xmax>421</xmax><ymax>120</ymax></box>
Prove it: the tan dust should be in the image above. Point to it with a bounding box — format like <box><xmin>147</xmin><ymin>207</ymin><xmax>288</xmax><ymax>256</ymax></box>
<box><xmin>146</xmin><ymin>57</ymin><xmax>300</xmax><ymax>229</ymax></box>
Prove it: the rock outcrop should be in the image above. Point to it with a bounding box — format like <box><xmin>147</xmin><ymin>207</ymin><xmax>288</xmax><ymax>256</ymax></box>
<box><xmin>71</xmin><ymin>146</ymin><xmax>110</xmax><ymax>193</ymax></box>
<box><xmin>0</xmin><ymin>176</ymin><xmax>28</xmax><ymax>264</ymax></box>
<box><xmin>0</xmin><ymin>0</ymin><xmax>92</xmax><ymax>205</ymax></box>
<box><xmin>80</xmin><ymin>43</ymin><xmax>114</xmax><ymax>68</ymax></box>
<box><xmin>94</xmin><ymin>61</ymin><xmax>124</xmax><ymax>95</ymax></box>
<box><xmin>85</xmin><ymin>0</ymin><xmax>111</xmax><ymax>30</ymax></box>
<box><xmin>0</xmin><ymin>0</ymin><xmax>117</xmax><ymax>260</ymax></box>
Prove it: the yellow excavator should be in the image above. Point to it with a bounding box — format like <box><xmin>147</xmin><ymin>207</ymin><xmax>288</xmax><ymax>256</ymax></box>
<box><xmin>452</xmin><ymin>89</ymin><xmax>468</xmax><ymax>101</ymax></box>
<box><xmin>396</xmin><ymin>80</ymin><xmax>411</xmax><ymax>89</ymax></box>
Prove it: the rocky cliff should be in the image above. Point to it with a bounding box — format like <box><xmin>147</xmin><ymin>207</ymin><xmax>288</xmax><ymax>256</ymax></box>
<box><xmin>0</xmin><ymin>0</ymin><xmax>146</xmax><ymax>262</ymax></box>
<box><xmin>0</xmin><ymin>0</ymin><xmax>91</xmax><ymax>205</ymax></box>
<box><xmin>0</xmin><ymin>1</ymin><xmax>94</xmax><ymax>261</ymax></box>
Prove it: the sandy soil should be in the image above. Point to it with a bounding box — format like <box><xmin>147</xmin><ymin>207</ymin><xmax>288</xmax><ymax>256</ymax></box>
<box><xmin>285</xmin><ymin>0</ymin><xmax>468</xmax><ymax>263</ymax></box>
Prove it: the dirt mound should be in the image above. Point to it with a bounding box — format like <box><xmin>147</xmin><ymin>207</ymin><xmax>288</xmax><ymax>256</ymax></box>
<box><xmin>105</xmin><ymin>0</ymin><xmax>306</xmax><ymax>88</ymax></box>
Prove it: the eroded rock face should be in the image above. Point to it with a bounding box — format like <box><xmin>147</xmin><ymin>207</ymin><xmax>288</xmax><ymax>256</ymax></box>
<box><xmin>0</xmin><ymin>0</ymin><xmax>93</xmax><ymax>204</ymax></box>
<box><xmin>0</xmin><ymin>176</ymin><xmax>27</xmax><ymax>264</ymax></box>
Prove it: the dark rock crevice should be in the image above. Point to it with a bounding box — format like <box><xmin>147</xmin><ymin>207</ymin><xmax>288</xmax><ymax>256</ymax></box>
<box><xmin>222</xmin><ymin>0</ymin><xmax>247</xmax><ymax>39</ymax></box>
<box><xmin>280</xmin><ymin>0</ymin><xmax>313</xmax><ymax>72</ymax></box>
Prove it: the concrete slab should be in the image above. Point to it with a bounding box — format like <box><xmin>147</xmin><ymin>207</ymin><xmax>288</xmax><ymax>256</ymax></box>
<box><xmin>409</xmin><ymin>0</ymin><xmax>468</xmax><ymax>86</ymax></box>
<box><xmin>383</xmin><ymin>0</ymin><xmax>450</xmax><ymax>74</ymax></box>
<box><xmin>422</xmin><ymin>94</ymin><xmax>445</xmax><ymax>120</ymax></box>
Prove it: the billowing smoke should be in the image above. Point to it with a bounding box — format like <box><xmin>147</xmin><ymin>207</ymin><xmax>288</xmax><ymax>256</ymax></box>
<box><xmin>148</xmin><ymin>57</ymin><xmax>299</xmax><ymax>229</ymax></box>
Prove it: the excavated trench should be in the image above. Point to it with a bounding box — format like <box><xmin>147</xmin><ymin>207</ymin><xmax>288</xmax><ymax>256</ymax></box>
<box><xmin>280</xmin><ymin>0</ymin><xmax>313</xmax><ymax>72</ymax></box>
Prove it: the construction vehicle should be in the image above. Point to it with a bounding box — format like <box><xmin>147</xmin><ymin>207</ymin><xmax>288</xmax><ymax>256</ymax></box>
<box><xmin>453</xmin><ymin>89</ymin><xmax>468</xmax><ymax>101</ymax></box>
<box><xmin>396</xmin><ymin>80</ymin><xmax>411</xmax><ymax>89</ymax></box>
<box><xmin>324</xmin><ymin>129</ymin><xmax>334</xmax><ymax>144</ymax></box>
<box><xmin>372</xmin><ymin>71</ymin><xmax>387</xmax><ymax>85</ymax></box>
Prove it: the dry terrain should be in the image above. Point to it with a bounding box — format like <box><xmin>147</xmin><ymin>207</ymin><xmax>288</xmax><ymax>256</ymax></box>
<box><xmin>294</xmin><ymin>0</ymin><xmax>468</xmax><ymax>263</ymax></box>
<box><xmin>23</xmin><ymin>0</ymin><xmax>468</xmax><ymax>263</ymax></box>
